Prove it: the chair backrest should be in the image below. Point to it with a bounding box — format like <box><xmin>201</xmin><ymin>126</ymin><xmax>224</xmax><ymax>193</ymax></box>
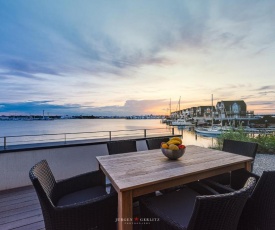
<box><xmin>107</xmin><ymin>140</ymin><xmax>137</xmax><ymax>155</ymax></box>
<box><xmin>29</xmin><ymin>160</ymin><xmax>57</xmax><ymax>206</ymax></box>
<box><xmin>222</xmin><ymin>139</ymin><xmax>258</xmax><ymax>159</ymax></box>
<box><xmin>239</xmin><ymin>171</ymin><xmax>275</xmax><ymax>230</ymax></box>
<box><xmin>146</xmin><ymin>137</ymin><xmax>170</xmax><ymax>150</ymax></box>
<box><xmin>187</xmin><ymin>177</ymin><xmax>256</xmax><ymax>230</ymax></box>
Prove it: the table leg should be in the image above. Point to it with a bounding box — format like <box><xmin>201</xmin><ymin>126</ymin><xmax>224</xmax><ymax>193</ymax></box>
<box><xmin>245</xmin><ymin>161</ymin><xmax>252</xmax><ymax>172</ymax></box>
<box><xmin>118</xmin><ymin>190</ymin><xmax>133</xmax><ymax>230</ymax></box>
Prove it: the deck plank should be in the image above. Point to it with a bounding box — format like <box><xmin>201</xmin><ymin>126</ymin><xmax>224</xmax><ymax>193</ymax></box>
<box><xmin>0</xmin><ymin>186</ymin><xmax>34</xmax><ymax>198</ymax></box>
<box><xmin>10</xmin><ymin>220</ymin><xmax>45</xmax><ymax>230</ymax></box>
<box><xmin>0</xmin><ymin>195</ymin><xmax>38</xmax><ymax>206</ymax></box>
<box><xmin>0</xmin><ymin>209</ymin><xmax>42</xmax><ymax>225</ymax></box>
<box><xmin>0</xmin><ymin>205</ymin><xmax>41</xmax><ymax>220</ymax></box>
<box><xmin>0</xmin><ymin>199</ymin><xmax>40</xmax><ymax>213</ymax></box>
<box><xmin>0</xmin><ymin>214</ymin><xmax>44</xmax><ymax>229</ymax></box>
<box><xmin>0</xmin><ymin>186</ymin><xmax>45</xmax><ymax>230</ymax></box>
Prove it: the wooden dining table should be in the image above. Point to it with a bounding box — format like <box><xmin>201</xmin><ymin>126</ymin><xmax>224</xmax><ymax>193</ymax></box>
<box><xmin>96</xmin><ymin>145</ymin><xmax>253</xmax><ymax>230</ymax></box>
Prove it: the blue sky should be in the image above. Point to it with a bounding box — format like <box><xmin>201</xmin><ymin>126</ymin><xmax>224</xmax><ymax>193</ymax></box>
<box><xmin>0</xmin><ymin>0</ymin><xmax>275</xmax><ymax>116</ymax></box>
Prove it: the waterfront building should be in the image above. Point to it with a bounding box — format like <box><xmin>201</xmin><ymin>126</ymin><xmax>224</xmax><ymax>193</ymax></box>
<box><xmin>196</xmin><ymin>106</ymin><xmax>216</xmax><ymax>118</ymax></box>
<box><xmin>216</xmin><ymin>100</ymin><xmax>247</xmax><ymax>119</ymax></box>
<box><xmin>167</xmin><ymin>99</ymin><xmax>257</xmax><ymax>124</ymax></box>
<box><xmin>190</xmin><ymin>107</ymin><xmax>197</xmax><ymax>117</ymax></box>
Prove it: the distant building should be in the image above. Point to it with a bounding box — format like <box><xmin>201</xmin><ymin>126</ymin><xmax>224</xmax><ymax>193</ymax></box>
<box><xmin>196</xmin><ymin>106</ymin><xmax>215</xmax><ymax>118</ymax></box>
<box><xmin>170</xmin><ymin>100</ymin><xmax>252</xmax><ymax>121</ymax></box>
<box><xmin>216</xmin><ymin>100</ymin><xmax>246</xmax><ymax>118</ymax></box>
<box><xmin>190</xmin><ymin>107</ymin><xmax>197</xmax><ymax>117</ymax></box>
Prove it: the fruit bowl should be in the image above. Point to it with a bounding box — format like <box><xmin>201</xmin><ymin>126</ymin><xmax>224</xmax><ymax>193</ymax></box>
<box><xmin>161</xmin><ymin>147</ymin><xmax>185</xmax><ymax>160</ymax></box>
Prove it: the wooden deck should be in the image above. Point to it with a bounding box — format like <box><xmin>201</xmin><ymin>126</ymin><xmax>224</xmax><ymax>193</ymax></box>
<box><xmin>0</xmin><ymin>186</ymin><xmax>45</xmax><ymax>230</ymax></box>
<box><xmin>0</xmin><ymin>185</ymin><xmax>142</xmax><ymax>230</ymax></box>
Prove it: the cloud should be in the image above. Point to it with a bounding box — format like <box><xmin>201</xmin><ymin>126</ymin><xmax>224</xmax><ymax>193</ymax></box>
<box><xmin>248</xmin><ymin>100</ymin><xmax>275</xmax><ymax>106</ymax></box>
<box><xmin>256</xmin><ymin>85</ymin><xmax>275</xmax><ymax>91</ymax></box>
<box><xmin>0</xmin><ymin>99</ymin><xmax>169</xmax><ymax>116</ymax></box>
<box><xmin>1</xmin><ymin>1</ymin><xmax>275</xmax><ymax>116</ymax></box>
<box><xmin>0</xmin><ymin>101</ymin><xmax>81</xmax><ymax>115</ymax></box>
<box><xmin>0</xmin><ymin>58</ymin><xmax>62</xmax><ymax>76</ymax></box>
<box><xmin>0</xmin><ymin>70</ymin><xmax>43</xmax><ymax>80</ymax></box>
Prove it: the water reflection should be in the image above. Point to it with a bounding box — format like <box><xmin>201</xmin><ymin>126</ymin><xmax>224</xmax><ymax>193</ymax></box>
<box><xmin>173</xmin><ymin>126</ymin><xmax>218</xmax><ymax>148</ymax></box>
<box><xmin>0</xmin><ymin>119</ymin><xmax>218</xmax><ymax>148</ymax></box>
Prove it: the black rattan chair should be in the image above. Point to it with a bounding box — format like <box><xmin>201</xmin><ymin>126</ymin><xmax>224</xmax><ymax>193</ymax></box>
<box><xmin>146</xmin><ymin>137</ymin><xmax>170</xmax><ymax>150</ymax></box>
<box><xmin>140</xmin><ymin>177</ymin><xmax>256</xmax><ymax>230</ymax></box>
<box><xmin>238</xmin><ymin>171</ymin><xmax>275</xmax><ymax>230</ymax></box>
<box><xmin>107</xmin><ymin>140</ymin><xmax>156</xmax><ymax>201</ymax></box>
<box><xmin>206</xmin><ymin>139</ymin><xmax>258</xmax><ymax>185</ymax></box>
<box><xmin>106</xmin><ymin>140</ymin><xmax>137</xmax><ymax>185</ymax></box>
<box><xmin>223</xmin><ymin>139</ymin><xmax>258</xmax><ymax>161</ymax></box>
<box><xmin>29</xmin><ymin>160</ymin><xmax>117</xmax><ymax>230</ymax></box>
<box><xmin>203</xmin><ymin>169</ymin><xmax>275</xmax><ymax>230</ymax></box>
<box><xmin>203</xmin><ymin>169</ymin><xmax>260</xmax><ymax>192</ymax></box>
<box><xmin>107</xmin><ymin>140</ymin><xmax>137</xmax><ymax>155</ymax></box>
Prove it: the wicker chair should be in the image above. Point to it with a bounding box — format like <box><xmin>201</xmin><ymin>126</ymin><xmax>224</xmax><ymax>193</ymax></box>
<box><xmin>206</xmin><ymin>139</ymin><xmax>258</xmax><ymax>185</ymax></box>
<box><xmin>146</xmin><ymin>137</ymin><xmax>170</xmax><ymax>150</ymax></box>
<box><xmin>106</xmin><ymin>140</ymin><xmax>137</xmax><ymax>186</ymax></box>
<box><xmin>29</xmin><ymin>160</ymin><xmax>117</xmax><ymax>230</ymax></box>
<box><xmin>107</xmin><ymin>140</ymin><xmax>155</xmax><ymax>201</ymax></box>
<box><xmin>203</xmin><ymin>169</ymin><xmax>275</xmax><ymax>230</ymax></box>
<box><xmin>222</xmin><ymin>139</ymin><xmax>258</xmax><ymax>158</ymax></box>
<box><xmin>140</xmin><ymin>177</ymin><xmax>256</xmax><ymax>230</ymax></box>
<box><xmin>107</xmin><ymin>140</ymin><xmax>137</xmax><ymax>155</ymax></box>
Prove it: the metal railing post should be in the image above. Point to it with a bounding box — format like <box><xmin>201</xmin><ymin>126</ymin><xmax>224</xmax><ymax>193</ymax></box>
<box><xmin>144</xmin><ymin>129</ymin><xmax>147</xmax><ymax>138</ymax></box>
<box><xmin>172</xmin><ymin>128</ymin><xmax>174</xmax><ymax>135</ymax></box>
<box><xmin>4</xmin><ymin>137</ymin><xmax>6</xmax><ymax>149</ymax></box>
<box><xmin>109</xmin><ymin>131</ymin><xmax>111</xmax><ymax>141</ymax></box>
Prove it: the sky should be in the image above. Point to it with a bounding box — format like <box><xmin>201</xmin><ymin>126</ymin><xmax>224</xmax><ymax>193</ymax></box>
<box><xmin>0</xmin><ymin>0</ymin><xmax>275</xmax><ymax>116</ymax></box>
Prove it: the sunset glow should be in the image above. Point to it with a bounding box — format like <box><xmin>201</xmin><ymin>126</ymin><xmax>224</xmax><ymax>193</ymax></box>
<box><xmin>0</xmin><ymin>1</ymin><xmax>275</xmax><ymax>116</ymax></box>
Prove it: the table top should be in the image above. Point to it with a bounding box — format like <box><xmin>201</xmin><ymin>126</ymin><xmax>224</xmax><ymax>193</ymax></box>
<box><xmin>96</xmin><ymin>145</ymin><xmax>253</xmax><ymax>193</ymax></box>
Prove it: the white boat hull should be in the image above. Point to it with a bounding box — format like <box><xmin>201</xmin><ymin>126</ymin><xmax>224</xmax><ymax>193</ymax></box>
<box><xmin>195</xmin><ymin>127</ymin><xmax>222</xmax><ymax>135</ymax></box>
<box><xmin>171</xmin><ymin>119</ymin><xmax>194</xmax><ymax>126</ymax></box>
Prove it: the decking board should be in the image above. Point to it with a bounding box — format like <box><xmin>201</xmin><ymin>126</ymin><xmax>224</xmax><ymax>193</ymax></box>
<box><xmin>0</xmin><ymin>186</ymin><xmax>45</xmax><ymax>230</ymax></box>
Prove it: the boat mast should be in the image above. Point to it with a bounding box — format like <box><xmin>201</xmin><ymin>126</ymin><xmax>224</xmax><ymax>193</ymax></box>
<box><xmin>179</xmin><ymin>96</ymin><xmax>181</xmax><ymax>118</ymax></box>
<box><xmin>169</xmin><ymin>98</ymin><xmax>171</xmax><ymax>118</ymax></box>
<box><xmin>211</xmin><ymin>94</ymin><xmax>213</xmax><ymax>127</ymax></box>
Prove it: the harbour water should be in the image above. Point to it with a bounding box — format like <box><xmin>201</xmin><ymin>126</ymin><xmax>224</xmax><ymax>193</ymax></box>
<box><xmin>0</xmin><ymin>119</ymin><xmax>217</xmax><ymax>148</ymax></box>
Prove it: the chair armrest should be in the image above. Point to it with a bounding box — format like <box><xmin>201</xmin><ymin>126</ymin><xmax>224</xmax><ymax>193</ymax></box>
<box><xmin>203</xmin><ymin>172</ymin><xmax>231</xmax><ymax>185</ymax></box>
<box><xmin>203</xmin><ymin>179</ymin><xmax>236</xmax><ymax>194</ymax></box>
<box><xmin>187</xmin><ymin>181</ymin><xmax>220</xmax><ymax>195</ymax></box>
<box><xmin>56</xmin><ymin>170</ymin><xmax>106</xmax><ymax>198</ymax></box>
<box><xmin>231</xmin><ymin>169</ymin><xmax>260</xmax><ymax>190</ymax></box>
<box><xmin>54</xmin><ymin>191</ymin><xmax>117</xmax><ymax>210</ymax></box>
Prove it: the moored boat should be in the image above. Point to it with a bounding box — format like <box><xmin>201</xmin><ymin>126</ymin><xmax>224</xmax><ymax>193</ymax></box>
<box><xmin>171</xmin><ymin>119</ymin><xmax>194</xmax><ymax>126</ymax></box>
<box><xmin>195</xmin><ymin>125</ymin><xmax>232</xmax><ymax>136</ymax></box>
<box><xmin>195</xmin><ymin>125</ymin><xmax>223</xmax><ymax>135</ymax></box>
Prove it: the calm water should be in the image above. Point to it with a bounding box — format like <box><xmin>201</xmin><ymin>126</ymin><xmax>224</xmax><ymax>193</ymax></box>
<box><xmin>0</xmin><ymin>119</ymin><xmax>217</xmax><ymax>148</ymax></box>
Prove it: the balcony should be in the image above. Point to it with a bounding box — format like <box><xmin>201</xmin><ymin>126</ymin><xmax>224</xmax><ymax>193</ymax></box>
<box><xmin>0</xmin><ymin>131</ymin><xmax>274</xmax><ymax>230</ymax></box>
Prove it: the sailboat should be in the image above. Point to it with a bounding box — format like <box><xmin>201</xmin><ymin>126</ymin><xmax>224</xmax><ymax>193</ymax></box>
<box><xmin>195</xmin><ymin>94</ymin><xmax>223</xmax><ymax>135</ymax></box>
<box><xmin>171</xmin><ymin>97</ymin><xmax>195</xmax><ymax>126</ymax></box>
<box><xmin>161</xmin><ymin>99</ymin><xmax>172</xmax><ymax>124</ymax></box>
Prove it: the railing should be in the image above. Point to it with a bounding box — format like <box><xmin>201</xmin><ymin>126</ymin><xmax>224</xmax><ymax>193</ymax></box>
<box><xmin>245</xmin><ymin>128</ymin><xmax>275</xmax><ymax>135</ymax></box>
<box><xmin>0</xmin><ymin>128</ymin><xmax>175</xmax><ymax>150</ymax></box>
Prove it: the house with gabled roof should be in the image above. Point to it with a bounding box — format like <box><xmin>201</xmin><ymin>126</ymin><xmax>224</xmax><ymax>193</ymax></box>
<box><xmin>216</xmin><ymin>100</ymin><xmax>246</xmax><ymax>118</ymax></box>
